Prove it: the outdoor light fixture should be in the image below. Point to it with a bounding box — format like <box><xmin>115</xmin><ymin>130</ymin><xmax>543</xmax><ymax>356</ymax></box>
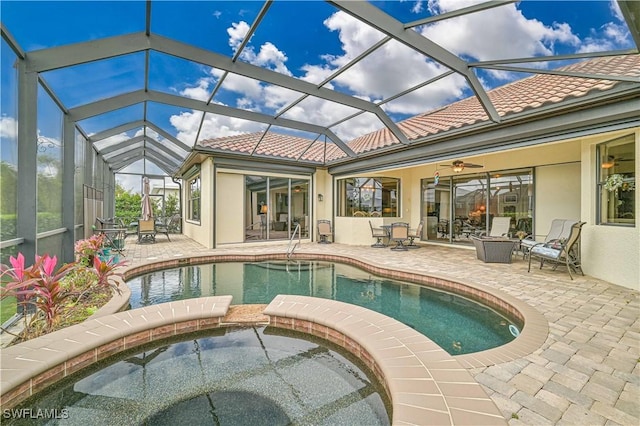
<box><xmin>260</xmin><ymin>204</ymin><xmax>268</xmax><ymax>214</ymax></box>
<box><xmin>452</xmin><ymin>160</ymin><xmax>465</xmax><ymax>173</ymax></box>
<box><xmin>317</xmin><ymin>194</ymin><xmax>323</xmax><ymax>202</ymax></box>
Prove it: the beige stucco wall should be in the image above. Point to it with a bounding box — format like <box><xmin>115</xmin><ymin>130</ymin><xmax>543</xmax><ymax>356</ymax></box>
<box><xmin>187</xmin><ymin>126</ymin><xmax>638</xmax><ymax>290</ymax></box>
<box><xmin>534</xmin><ymin>162</ymin><xmax>582</xmax><ymax>240</ymax></box>
<box><xmin>182</xmin><ymin>158</ymin><xmax>214</xmax><ymax>248</ymax></box>
<box><xmin>216</xmin><ymin>173</ymin><xmax>245</xmax><ymax>244</ymax></box>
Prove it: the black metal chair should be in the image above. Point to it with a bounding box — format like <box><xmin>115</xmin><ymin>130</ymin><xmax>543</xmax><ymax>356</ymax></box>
<box><xmin>389</xmin><ymin>222</ymin><xmax>409</xmax><ymax>251</ymax></box>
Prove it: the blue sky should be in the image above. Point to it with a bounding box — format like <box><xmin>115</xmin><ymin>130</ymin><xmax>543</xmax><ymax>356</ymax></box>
<box><xmin>1</xmin><ymin>0</ymin><xmax>634</xmax><ymax>182</ymax></box>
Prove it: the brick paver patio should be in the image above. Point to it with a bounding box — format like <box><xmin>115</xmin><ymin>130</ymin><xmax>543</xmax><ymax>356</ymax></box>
<box><xmin>3</xmin><ymin>233</ymin><xmax>637</xmax><ymax>424</ymax></box>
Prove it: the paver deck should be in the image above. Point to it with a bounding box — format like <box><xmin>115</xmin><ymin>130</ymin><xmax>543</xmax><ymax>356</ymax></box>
<box><xmin>3</xmin><ymin>234</ymin><xmax>639</xmax><ymax>424</ymax></box>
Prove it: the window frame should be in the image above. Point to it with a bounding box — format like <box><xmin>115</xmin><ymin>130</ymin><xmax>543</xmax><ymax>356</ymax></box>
<box><xmin>596</xmin><ymin>135</ymin><xmax>635</xmax><ymax>227</ymax></box>
<box><xmin>336</xmin><ymin>176</ymin><xmax>400</xmax><ymax>217</ymax></box>
<box><xmin>187</xmin><ymin>174</ymin><xmax>201</xmax><ymax>223</ymax></box>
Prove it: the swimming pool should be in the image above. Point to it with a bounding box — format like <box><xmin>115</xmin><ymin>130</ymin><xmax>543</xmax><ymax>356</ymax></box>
<box><xmin>9</xmin><ymin>326</ymin><xmax>390</xmax><ymax>425</ymax></box>
<box><xmin>126</xmin><ymin>261</ymin><xmax>520</xmax><ymax>355</ymax></box>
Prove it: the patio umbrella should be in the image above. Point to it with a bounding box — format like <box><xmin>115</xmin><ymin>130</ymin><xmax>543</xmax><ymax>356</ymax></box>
<box><xmin>141</xmin><ymin>177</ymin><xmax>153</xmax><ymax>221</ymax></box>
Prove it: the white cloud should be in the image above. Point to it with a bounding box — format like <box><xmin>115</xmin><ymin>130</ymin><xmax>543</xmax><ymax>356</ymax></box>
<box><xmin>180</xmin><ymin>78</ymin><xmax>213</xmax><ymax>101</ymax></box>
<box><xmin>420</xmin><ymin>1</ymin><xmax>580</xmax><ymax>62</ymax></box>
<box><xmin>168</xmin><ymin>2</ymin><xmax>627</xmax><ymax>145</ymax></box>
<box><xmin>0</xmin><ymin>116</ymin><xmax>18</xmax><ymax>139</ymax></box>
<box><xmin>609</xmin><ymin>0</ymin><xmax>624</xmax><ymax>22</ymax></box>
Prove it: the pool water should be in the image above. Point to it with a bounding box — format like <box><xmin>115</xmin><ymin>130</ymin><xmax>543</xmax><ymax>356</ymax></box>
<box><xmin>127</xmin><ymin>261</ymin><xmax>520</xmax><ymax>355</ymax></box>
<box><xmin>9</xmin><ymin>327</ymin><xmax>390</xmax><ymax>425</ymax></box>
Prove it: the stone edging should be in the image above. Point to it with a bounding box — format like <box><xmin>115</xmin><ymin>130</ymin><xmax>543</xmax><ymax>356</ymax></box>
<box><xmin>265</xmin><ymin>295</ymin><xmax>507</xmax><ymax>425</ymax></box>
<box><xmin>117</xmin><ymin>252</ymin><xmax>549</xmax><ymax>368</ymax></box>
<box><xmin>0</xmin><ymin>296</ymin><xmax>233</xmax><ymax>409</ymax></box>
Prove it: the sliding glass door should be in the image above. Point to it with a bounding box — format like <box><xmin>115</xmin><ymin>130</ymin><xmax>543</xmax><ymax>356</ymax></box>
<box><xmin>245</xmin><ymin>175</ymin><xmax>310</xmax><ymax>242</ymax></box>
<box><xmin>421</xmin><ymin>168</ymin><xmax>533</xmax><ymax>245</ymax></box>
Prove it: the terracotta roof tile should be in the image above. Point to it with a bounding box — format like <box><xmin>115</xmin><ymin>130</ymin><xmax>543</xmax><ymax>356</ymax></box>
<box><xmin>199</xmin><ymin>131</ymin><xmax>350</xmax><ymax>164</ymax></box>
<box><xmin>196</xmin><ymin>54</ymin><xmax>639</xmax><ymax>163</ymax></box>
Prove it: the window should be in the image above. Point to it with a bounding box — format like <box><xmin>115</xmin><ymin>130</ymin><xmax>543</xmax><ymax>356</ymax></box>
<box><xmin>598</xmin><ymin>135</ymin><xmax>635</xmax><ymax>225</ymax></box>
<box><xmin>337</xmin><ymin>177</ymin><xmax>399</xmax><ymax>217</ymax></box>
<box><xmin>188</xmin><ymin>175</ymin><xmax>201</xmax><ymax>222</ymax></box>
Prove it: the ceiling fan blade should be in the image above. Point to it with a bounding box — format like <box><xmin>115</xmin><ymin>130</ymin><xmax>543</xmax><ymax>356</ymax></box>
<box><xmin>463</xmin><ymin>163</ymin><xmax>483</xmax><ymax>168</ymax></box>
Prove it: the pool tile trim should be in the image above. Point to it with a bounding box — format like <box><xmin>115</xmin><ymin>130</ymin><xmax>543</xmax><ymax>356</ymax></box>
<box><xmin>2</xmin><ymin>251</ymin><xmax>549</xmax><ymax>423</ymax></box>
<box><xmin>118</xmin><ymin>252</ymin><xmax>548</xmax><ymax>368</ymax></box>
<box><xmin>265</xmin><ymin>295</ymin><xmax>508</xmax><ymax>426</ymax></box>
<box><xmin>0</xmin><ymin>296</ymin><xmax>232</xmax><ymax>409</ymax></box>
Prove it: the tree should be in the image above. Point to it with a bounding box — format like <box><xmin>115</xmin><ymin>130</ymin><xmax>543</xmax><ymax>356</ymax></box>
<box><xmin>114</xmin><ymin>183</ymin><xmax>141</xmax><ymax>223</ymax></box>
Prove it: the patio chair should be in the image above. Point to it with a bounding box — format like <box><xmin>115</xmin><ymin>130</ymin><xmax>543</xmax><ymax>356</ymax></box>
<box><xmin>528</xmin><ymin>221</ymin><xmax>585</xmax><ymax>280</ymax></box>
<box><xmin>520</xmin><ymin>219</ymin><xmax>578</xmax><ymax>258</ymax></box>
<box><xmin>369</xmin><ymin>220</ymin><xmax>387</xmax><ymax>248</ymax></box>
<box><xmin>437</xmin><ymin>219</ymin><xmax>449</xmax><ymax>238</ymax></box>
<box><xmin>167</xmin><ymin>214</ymin><xmax>182</xmax><ymax>233</ymax></box>
<box><xmin>479</xmin><ymin>216</ymin><xmax>512</xmax><ymax>238</ymax></box>
<box><xmin>317</xmin><ymin>219</ymin><xmax>332</xmax><ymax>244</ymax></box>
<box><xmin>389</xmin><ymin>222</ymin><xmax>409</xmax><ymax>251</ymax></box>
<box><xmin>406</xmin><ymin>220</ymin><xmax>424</xmax><ymax>249</ymax></box>
<box><xmin>155</xmin><ymin>217</ymin><xmax>171</xmax><ymax>241</ymax></box>
<box><xmin>138</xmin><ymin>219</ymin><xmax>156</xmax><ymax>243</ymax></box>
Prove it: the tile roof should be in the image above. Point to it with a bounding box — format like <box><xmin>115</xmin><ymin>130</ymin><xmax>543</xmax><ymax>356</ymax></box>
<box><xmin>196</xmin><ymin>54</ymin><xmax>640</xmax><ymax>164</ymax></box>
<box><xmin>198</xmin><ymin>131</ymin><xmax>347</xmax><ymax>163</ymax></box>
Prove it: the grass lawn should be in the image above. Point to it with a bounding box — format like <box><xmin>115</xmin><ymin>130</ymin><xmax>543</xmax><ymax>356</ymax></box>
<box><xmin>1</xmin><ymin>295</ymin><xmax>17</xmax><ymax>324</ymax></box>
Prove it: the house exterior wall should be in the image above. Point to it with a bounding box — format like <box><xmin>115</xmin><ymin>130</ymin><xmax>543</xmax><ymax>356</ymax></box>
<box><xmin>216</xmin><ymin>173</ymin><xmax>245</xmax><ymax>244</ymax></box>
<box><xmin>581</xmin><ymin>129</ymin><xmax>639</xmax><ymax>291</ymax></box>
<box><xmin>193</xmin><ymin>127</ymin><xmax>638</xmax><ymax>290</ymax></box>
<box><xmin>534</xmin><ymin>162</ymin><xmax>582</xmax><ymax>240</ymax></box>
<box><xmin>182</xmin><ymin>158</ymin><xmax>214</xmax><ymax>248</ymax></box>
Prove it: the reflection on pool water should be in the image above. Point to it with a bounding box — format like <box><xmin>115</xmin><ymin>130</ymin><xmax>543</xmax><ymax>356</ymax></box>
<box><xmin>11</xmin><ymin>327</ymin><xmax>390</xmax><ymax>426</ymax></box>
<box><xmin>127</xmin><ymin>261</ymin><xmax>520</xmax><ymax>355</ymax></box>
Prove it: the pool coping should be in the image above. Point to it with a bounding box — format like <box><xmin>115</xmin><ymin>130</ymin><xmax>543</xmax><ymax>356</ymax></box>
<box><xmin>265</xmin><ymin>295</ymin><xmax>507</xmax><ymax>425</ymax></box>
<box><xmin>1</xmin><ymin>252</ymin><xmax>548</xmax><ymax>424</ymax></box>
<box><xmin>118</xmin><ymin>252</ymin><xmax>549</xmax><ymax>369</ymax></box>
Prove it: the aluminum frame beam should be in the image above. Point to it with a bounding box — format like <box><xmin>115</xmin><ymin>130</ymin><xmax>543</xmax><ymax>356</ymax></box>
<box><xmin>68</xmin><ymin>89</ymin><xmax>356</xmax><ymax>156</ymax></box>
<box><xmin>329</xmin><ymin>0</ymin><xmax>501</xmax><ymax>123</ymax></box>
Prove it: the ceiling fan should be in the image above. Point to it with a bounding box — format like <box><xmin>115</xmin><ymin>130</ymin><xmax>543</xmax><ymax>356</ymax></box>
<box><xmin>601</xmin><ymin>155</ymin><xmax>632</xmax><ymax>169</ymax></box>
<box><xmin>440</xmin><ymin>160</ymin><xmax>483</xmax><ymax>173</ymax></box>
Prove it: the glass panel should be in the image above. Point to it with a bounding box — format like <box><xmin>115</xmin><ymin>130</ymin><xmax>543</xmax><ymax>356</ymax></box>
<box><xmin>489</xmin><ymin>170</ymin><xmax>534</xmax><ymax>238</ymax></box>
<box><xmin>598</xmin><ymin>135</ymin><xmax>635</xmax><ymax>225</ymax></box>
<box><xmin>269</xmin><ymin>177</ymin><xmax>290</xmax><ymax>241</ymax></box>
<box><xmin>1</xmin><ymin>38</ymin><xmax>18</xmax><ymax>242</ymax></box>
<box><xmin>36</xmin><ymin>232</ymin><xmax>64</xmax><ymax>260</ymax></box>
<box><xmin>188</xmin><ymin>175</ymin><xmax>201</xmax><ymax>222</ymax></box>
<box><xmin>452</xmin><ymin>174</ymin><xmax>487</xmax><ymax>244</ymax></box>
<box><xmin>37</xmin><ymin>84</ymin><xmax>63</xmax><ymax>232</ymax></box>
<box><xmin>421</xmin><ymin>177</ymin><xmax>451</xmax><ymax>242</ymax></box>
<box><xmin>291</xmin><ymin>179</ymin><xmax>309</xmax><ymax>237</ymax></box>
<box><xmin>337</xmin><ymin>177</ymin><xmax>399</xmax><ymax>217</ymax></box>
<box><xmin>75</xmin><ymin>132</ymin><xmax>87</xmax><ymax>231</ymax></box>
<box><xmin>245</xmin><ymin>175</ymin><xmax>268</xmax><ymax>241</ymax></box>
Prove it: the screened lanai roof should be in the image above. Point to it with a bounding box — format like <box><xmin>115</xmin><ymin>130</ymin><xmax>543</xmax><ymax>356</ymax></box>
<box><xmin>2</xmin><ymin>1</ymin><xmax>639</xmax><ymax>175</ymax></box>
